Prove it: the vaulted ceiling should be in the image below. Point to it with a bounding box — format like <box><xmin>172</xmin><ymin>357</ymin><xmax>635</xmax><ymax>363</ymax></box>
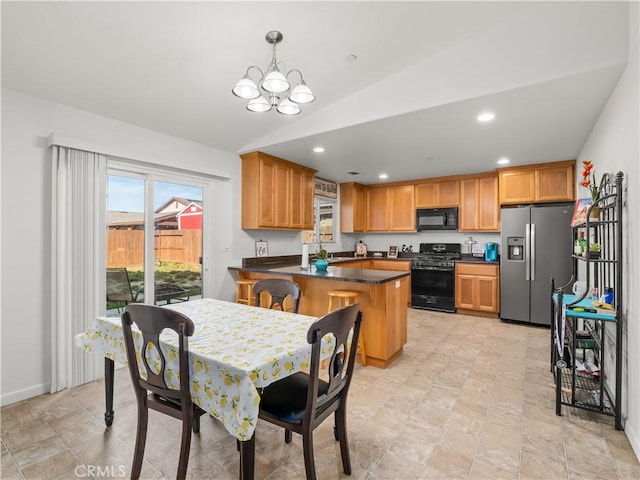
<box><xmin>1</xmin><ymin>1</ymin><xmax>631</xmax><ymax>184</ymax></box>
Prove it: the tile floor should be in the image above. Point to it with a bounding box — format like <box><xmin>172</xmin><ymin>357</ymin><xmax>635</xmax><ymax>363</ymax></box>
<box><xmin>2</xmin><ymin>308</ymin><xmax>639</xmax><ymax>479</ymax></box>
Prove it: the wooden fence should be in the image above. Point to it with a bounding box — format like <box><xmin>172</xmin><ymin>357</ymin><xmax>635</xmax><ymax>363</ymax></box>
<box><xmin>107</xmin><ymin>230</ymin><xmax>202</xmax><ymax>268</ymax></box>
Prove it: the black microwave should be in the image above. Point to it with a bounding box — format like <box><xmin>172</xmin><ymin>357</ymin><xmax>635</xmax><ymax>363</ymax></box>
<box><xmin>416</xmin><ymin>207</ymin><xmax>458</xmax><ymax>231</ymax></box>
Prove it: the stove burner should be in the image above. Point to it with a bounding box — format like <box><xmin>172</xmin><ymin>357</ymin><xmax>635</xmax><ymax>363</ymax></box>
<box><xmin>412</xmin><ymin>243</ymin><xmax>461</xmax><ymax>267</ymax></box>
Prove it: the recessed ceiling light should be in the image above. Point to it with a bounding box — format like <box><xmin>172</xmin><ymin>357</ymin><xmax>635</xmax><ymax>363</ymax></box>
<box><xmin>497</xmin><ymin>158</ymin><xmax>510</xmax><ymax>165</ymax></box>
<box><xmin>346</xmin><ymin>54</ymin><xmax>358</xmax><ymax>63</ymax></box>
<box><xmin>313</xmin><ymin>147</ymin><xmax>325</xmax><ymax>153</ymax></box>
<box><xmin>477</xmin><ymin>112</ymin><xmax>495</xmax><ymax>122</ymax></box>
<box><xmin>379</xmin><ymin>173</ymin><xmax>388</xmax><ymax>179</ymax></box>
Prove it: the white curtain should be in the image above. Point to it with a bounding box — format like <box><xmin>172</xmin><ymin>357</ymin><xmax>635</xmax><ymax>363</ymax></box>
<box><xmin>50</xmin><ymin>145</ymin><xmax>107</xmax><ymax>392</ymax></box>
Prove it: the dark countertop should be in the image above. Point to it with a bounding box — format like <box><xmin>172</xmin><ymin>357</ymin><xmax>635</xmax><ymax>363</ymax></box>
<box><xmin>457</xmin><ymin>254</ymin><xmax>500</xmax><ymax>265</ymax></box>
<box><xmin>228</xmin><ymin>264</ymin><xmax>409</xmax><ymax>285</ymax></box>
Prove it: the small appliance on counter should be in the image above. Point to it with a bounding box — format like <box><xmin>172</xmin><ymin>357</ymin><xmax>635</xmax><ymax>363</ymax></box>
<box><xmin>484</xmin><ymin>242</ymin><xmax>498</xmax><ymax>262</ymax></box>
<box><xmin>356</xmin><ymin>240</ymin><xmax>367</xmax><ymax>257</ymax></box>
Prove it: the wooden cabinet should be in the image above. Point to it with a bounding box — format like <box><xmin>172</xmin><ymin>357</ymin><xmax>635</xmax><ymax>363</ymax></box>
<box><xmin>389</xmin><ymin>185</ymin><xmax>415</xmax><ymax>231</ymax></box>
<box><xmin>370</xmin><ymin>259</ymin><xmax>411</xmax><ymax>305</ymax></box>
<box><xmin>339</xmin><ymin>182</ymin><xmax>365</xmax><ymax>233</ymax></box>
<box><xmin>455</xmin><ymin>263</ymin><xmax>499</xmax><ymax>316</ymax></box>
<box><xmin>370</xmin><ymin>259</ymin><xmax>410</xmax><ymax>271</ymax></box>
<box><xmin>365</xmin><ymin>185</ymin><xmax>415</xmax><ymax>232</ymax></box>
<box><xmin>241</xmin><ymin>151</ymin><xmax>317</xmax><ymax>230</ymax></box>
<box><xmin>459</xmin><ymin>175</ymin><xmax>500</xmax><ymax>231</ymax></box>
<box><xmin>415</xmin><ymin>180</ymin><xmax>459</xmax><ymax>207</ymax></box>
<box><xmin>365</xmin><ymin>186</ymin><xmax>390</xmax><ymax>231</ymax></box>
<box><xmin>274</xmin><ymin>162</ymin><xmax>291</xmax><ymax>227</ymax></box>
<box><xmin>290</xmin><ymin>168</ymin><xmax>314</xmax><ymax>229</ymax></box>
<box><xmin>535</xmin><ymin>163</ymin><xmax>575</xmax><ymax>202</ymax></box>
<box><xmin>499</xmin><ymin>160</ymin><xmax>575</xmax><ymax>205</ymax></box>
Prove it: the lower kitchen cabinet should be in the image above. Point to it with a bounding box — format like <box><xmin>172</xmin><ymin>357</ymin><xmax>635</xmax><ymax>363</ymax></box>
<box><xmin>455</xmin><ymin>263</ymin><xmax>499</xmax><ymax>316</ymax></box>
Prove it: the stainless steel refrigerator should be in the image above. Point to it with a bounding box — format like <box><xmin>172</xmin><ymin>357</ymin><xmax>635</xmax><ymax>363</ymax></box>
<box><xmin>500</xmin><ymin>204</ymin><xmax>573</xmax><ymax>325</ymax></box>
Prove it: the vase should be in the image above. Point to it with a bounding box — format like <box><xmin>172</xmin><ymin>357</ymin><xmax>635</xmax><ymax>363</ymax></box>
<box><xmin>589</xmin><ymin>206</ymin><xmax>601</xmax><ymax>220</ymax></box>
<box><xmin>315</xmin><ymin>259</ymin><xmax>328</xmax><ymax>271</ymax></box>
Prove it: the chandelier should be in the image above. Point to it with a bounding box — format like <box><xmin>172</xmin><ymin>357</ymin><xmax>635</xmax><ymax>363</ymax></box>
<box><xmin>232</xmin><ymin>31</ymin><xmax>315</xmax><ymax>115</ymax></box>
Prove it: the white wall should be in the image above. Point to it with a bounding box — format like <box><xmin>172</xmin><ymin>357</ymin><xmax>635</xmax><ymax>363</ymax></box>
<box><xmin>0</xmin><ymin>89</ymin><xmax>366</xmax><ymax>405</ymax></box>
<box><xmin>576</xmin><ymin>1</ymin><xmax>639</xmax><ymax>459</ymax></box>
<box><xmin>0</xmin><ymin>89</ymin><xmax>252</xmax><ymax>404</ymax></box>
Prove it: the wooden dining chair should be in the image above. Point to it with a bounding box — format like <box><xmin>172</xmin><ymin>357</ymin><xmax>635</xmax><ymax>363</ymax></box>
<box><xmin>121</xmin><ymin>304</ymin><xmax>206</xmax><ymax>480</ymax></box>
<box><xmin>252</xmin><ymin>278</ymin><xmax>302</xmax><ymax>313</ymax></box>
<box><xmin>258</xmin><ymin>304</ymin><xmax>362</xmax><ymax>480</ymax></box>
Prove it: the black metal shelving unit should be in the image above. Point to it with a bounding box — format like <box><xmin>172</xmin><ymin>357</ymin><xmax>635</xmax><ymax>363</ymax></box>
<box><xmin>551</xmin><ymin>171</ymin><xmax>624</xmax><ymax>430</ymax></box>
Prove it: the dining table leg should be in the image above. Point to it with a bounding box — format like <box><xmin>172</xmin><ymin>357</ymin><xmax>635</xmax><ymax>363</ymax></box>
<box><xmin>104</xmin><ymin>357</ymin><xmax>115</xmax><ymax>426</ymax></box>
<box><xmin>239</xmin><ymin>434</ymin><xmax>255</xmax><ymax>480</ymax></box>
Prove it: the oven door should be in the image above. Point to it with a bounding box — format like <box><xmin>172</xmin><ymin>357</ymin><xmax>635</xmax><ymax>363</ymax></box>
<box><xmin>411</xmin><ymin>266</ymin><xmax>456</xmax><ymax>312</ymax></box>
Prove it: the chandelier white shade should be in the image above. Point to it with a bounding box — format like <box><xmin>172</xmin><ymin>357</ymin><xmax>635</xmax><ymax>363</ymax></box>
<box><xmin>232</xmin><ymin>75</ymin><xmax>259</xmax><ymax>99</ymax></box>
<box><xmin>233</xmin><ymin>31</ymin><xmax>315</xmax><ymax>115</ymax></box>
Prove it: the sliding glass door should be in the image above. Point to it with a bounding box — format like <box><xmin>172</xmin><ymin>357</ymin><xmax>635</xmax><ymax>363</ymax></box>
<box><xmin>106</xmin><ymin>165</ymin><xmax>208</xmax><ymax>315</ymax></box>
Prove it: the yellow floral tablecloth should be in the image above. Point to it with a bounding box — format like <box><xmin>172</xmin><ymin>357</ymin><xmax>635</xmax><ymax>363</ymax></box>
<box><xmin>74</xmin><ymin>298</ymin><xmax>325</xmax><ymax>440</ymax></box>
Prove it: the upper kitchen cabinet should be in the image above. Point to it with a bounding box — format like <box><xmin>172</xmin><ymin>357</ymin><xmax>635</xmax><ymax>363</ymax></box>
<box><xmin>365</xmin><ymin>186</ymin><xmax>390</xmax><ymax>231</ymax></box>
<box><xmin>339</xmin><ymin>182</ymin><xmax>365</xmax><ymax>233</ymax></box>
<box><xmin>389</xmin><ymin>185</ymin><xmax>415</xmax><ymax>231</ymax></box>
<box><xmin>459</xmin><ymin>174</ymin><xmax>500</xmax><ymax>231</ymax></box>
<box><xmin>365</xmin><ymin>184</ymin><xmax>415</xmax><ymax>232</ymax></box>
<box><xmin>415</xmin><ymin>179</ymin><xmax>459</xmax><ymax>207</ymax></box>
<box><xmin>290</xmin><ymin>167</ymin><xmax>315</xmax><ymax>229</ymax></box>
<box><xmin>241</xmin><ymin>151</ymin><xmax>316</xmax><ymax>230</ymax></box>
<box><xmin>498</xmin><ymin>160</ymin><xmax>575</xmax><ymax>205</ymax></box>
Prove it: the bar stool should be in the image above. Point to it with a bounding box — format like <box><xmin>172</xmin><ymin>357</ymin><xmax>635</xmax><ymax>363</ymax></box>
<box><xmin>327</xmin><ymin>290</ymin><xmax>366</xmax><ymax>366</ymax></box>
<box><xmin>235</xmin><ymin>279</ymin><xmax>257</xmax><ymax>306</ymax></box>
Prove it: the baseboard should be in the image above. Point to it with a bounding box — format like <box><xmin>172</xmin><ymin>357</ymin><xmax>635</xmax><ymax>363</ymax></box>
<box><xmin>0</xmin><ymin>383</ymin><xmax>50</xmax><ymax>407</ymax></box>
<box><xmin>624</xmin><ymin>420</ymin><xmax>640</xmax><ymax>463</ymax></box>
<box><xmin>456</xmin><ymin>308</ymin><xmax>499</xmax><ymax>318</ymax></box>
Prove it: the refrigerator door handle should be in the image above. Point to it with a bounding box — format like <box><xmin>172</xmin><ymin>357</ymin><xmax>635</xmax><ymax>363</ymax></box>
<box><xmin>530</xmin><ymin>223</ymin><xmax>536</xmax><ymax>281</ymax></box>
<box><xmin>525</xmin><ymin>223</ymin><xmax>531</xmax><ymax>281</ymax></box>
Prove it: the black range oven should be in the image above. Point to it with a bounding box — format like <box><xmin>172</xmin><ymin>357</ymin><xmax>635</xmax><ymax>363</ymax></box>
<box><xmin>411</xmin><ymin>243</ymin><xmax>461</xmax><ymax>313</ymax></box>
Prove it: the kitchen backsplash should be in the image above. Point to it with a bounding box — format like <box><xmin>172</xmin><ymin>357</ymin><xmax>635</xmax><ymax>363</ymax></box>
<box><xmin>352</xmin><ymin>232</ymin><xmax>501</xmax><ymax>255</ymax></box>
<box><xmin>240</xmin><ymin>230</ymin><xmax>501</xmax><ymax>260</ymax></box>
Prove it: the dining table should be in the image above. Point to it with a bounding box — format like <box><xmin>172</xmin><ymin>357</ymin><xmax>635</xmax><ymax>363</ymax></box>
<box><xmin>74</xmin><ymin>298</ymin><xmax>328</xmax><ymax>480</ymax></box>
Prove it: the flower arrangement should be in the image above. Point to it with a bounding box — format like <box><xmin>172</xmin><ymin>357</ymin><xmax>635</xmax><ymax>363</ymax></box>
<box><xmin>580</xmin><ymin>160</ymin><xmax>606</xmax><ymax>202</ymax></box>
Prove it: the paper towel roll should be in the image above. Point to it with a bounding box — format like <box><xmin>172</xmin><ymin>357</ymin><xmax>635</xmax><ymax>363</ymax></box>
<box><xmin>301</xmin><ymin>244</ymin><xmax>309</xmax><ymax>269</ymax></box>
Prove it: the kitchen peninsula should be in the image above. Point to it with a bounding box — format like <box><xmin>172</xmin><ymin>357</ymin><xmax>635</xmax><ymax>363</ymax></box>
<box><xmin>228</xmin><ymin>262</ymin><xmax>409</xmax><ymax>368</ymax></box>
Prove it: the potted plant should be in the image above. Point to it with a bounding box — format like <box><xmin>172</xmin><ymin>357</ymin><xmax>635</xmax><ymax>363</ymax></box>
<box><xmin>315</xmin><ymin>243</ymin><xmax>329</xmax><ymax>271</ymax></box>
<box><xmin>587</xmin><ymin>243</ymin><xmax>601</xmax><ymax>260</ymax></box>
